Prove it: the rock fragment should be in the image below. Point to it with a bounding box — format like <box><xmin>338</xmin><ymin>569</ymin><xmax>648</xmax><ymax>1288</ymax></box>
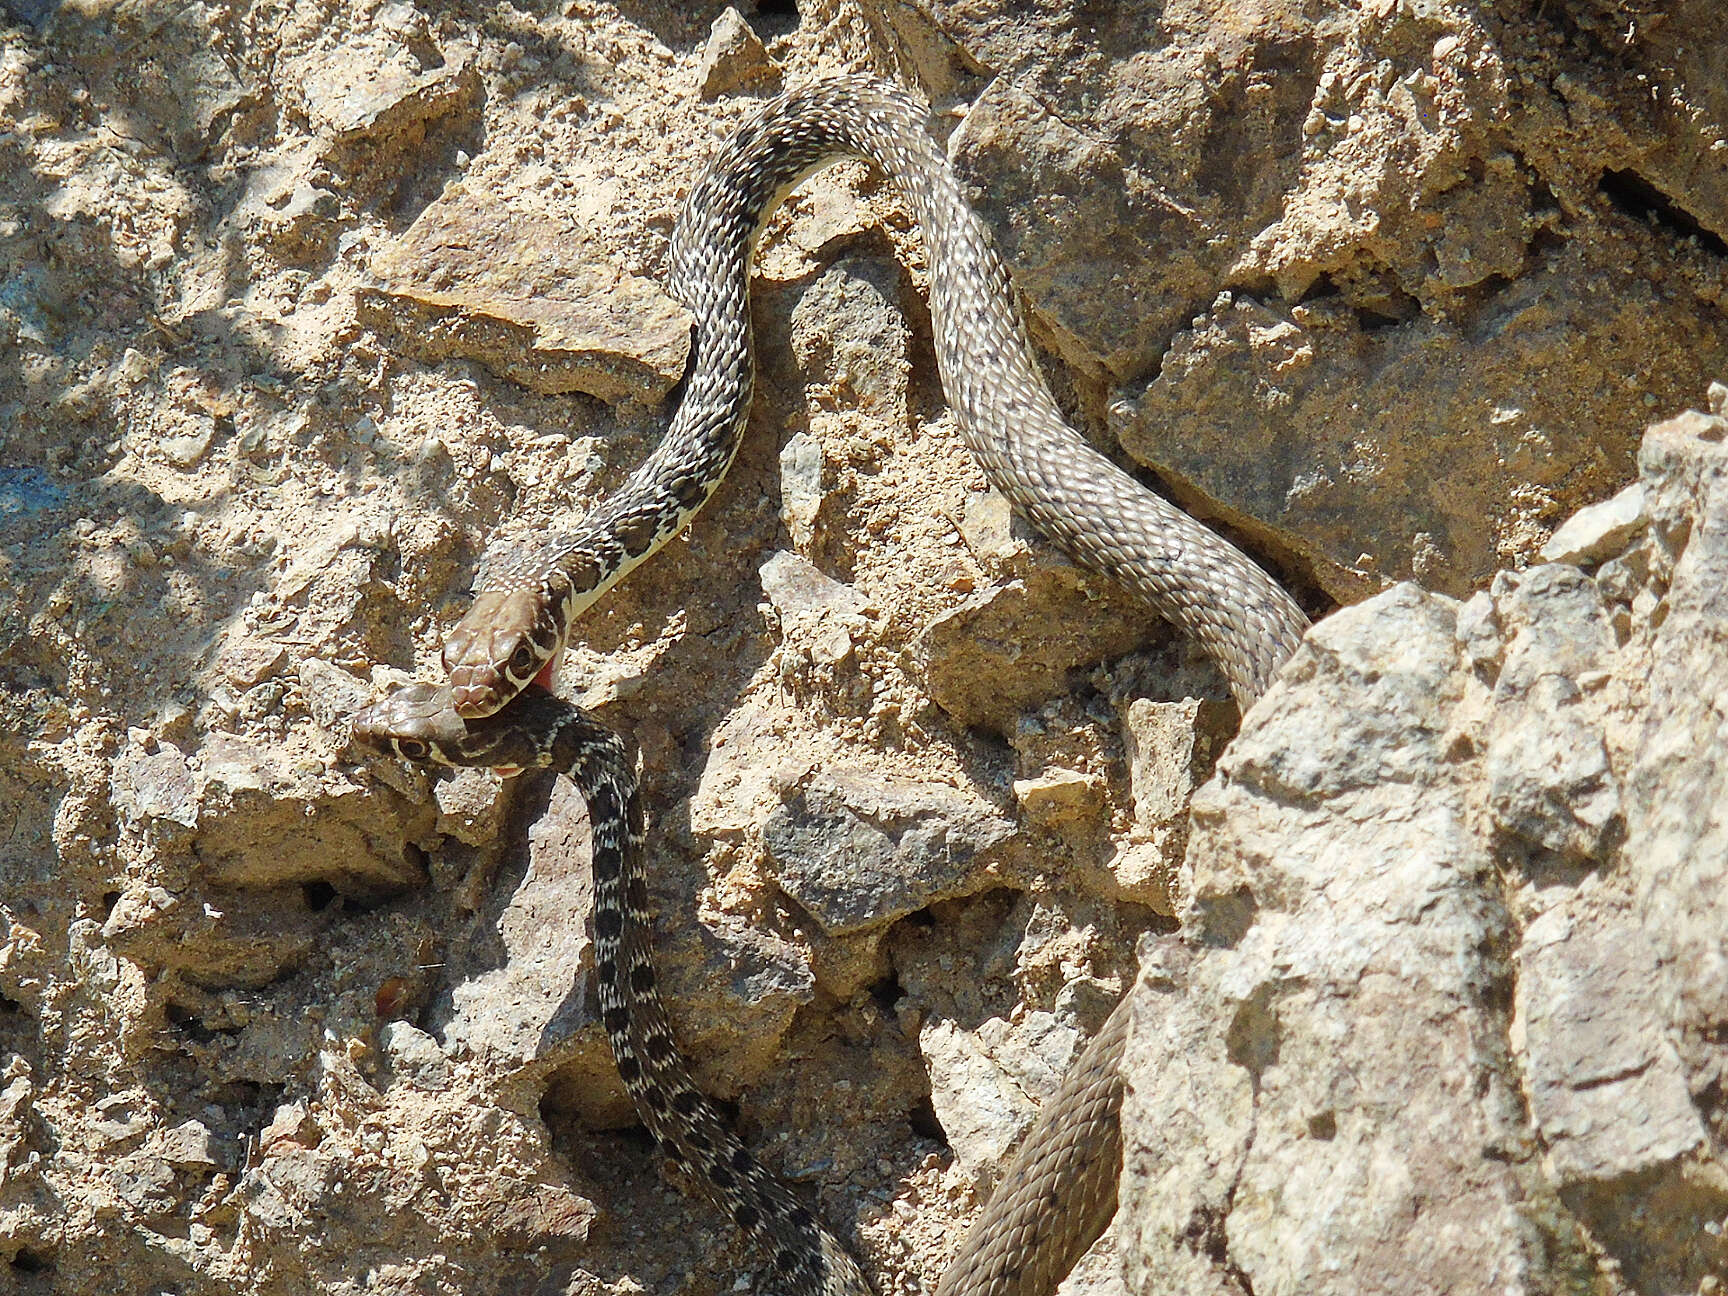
<box><xmin>1539</xmin><ymin>482</ymin><xmax>1647</xmax><ymax>565</ymax></box>
<box><xmin>358</xmin><ymin>187</ymin><xmax>690</xmax><ymax>403</ymax></box>
<box><xmin>763</xmin><ymin>768</ymin><xmax>1016</xmax><ymax>935</ymax></box>
<box><xmin>698</xmin><ymin>8</ymin><xmax>780</xmax><ymax>99</ymax></box>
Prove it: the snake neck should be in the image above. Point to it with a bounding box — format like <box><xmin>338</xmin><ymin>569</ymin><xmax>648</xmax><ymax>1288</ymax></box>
<box><xmin>574</xmin><ymin>735</ymin><xmax>873</xmax><ymax>1296</ymax></box>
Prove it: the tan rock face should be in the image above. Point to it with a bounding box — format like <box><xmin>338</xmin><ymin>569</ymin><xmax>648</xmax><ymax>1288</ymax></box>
<box><xmin>1120</xmin><ymin>407</ymin><xmax>1728</xmax><ymax>1294</ymax></box>
<box><xmin>0</xmin><ymin>0</ymin><xmax>1722</xmax><ymax>1292</ymax></box>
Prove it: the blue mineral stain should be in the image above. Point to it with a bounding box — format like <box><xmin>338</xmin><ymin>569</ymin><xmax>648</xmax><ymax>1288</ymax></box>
<box><xmin>0</xmin><ymin>466</ymin><xmax>68</xmax><ymax>519</ymax></box>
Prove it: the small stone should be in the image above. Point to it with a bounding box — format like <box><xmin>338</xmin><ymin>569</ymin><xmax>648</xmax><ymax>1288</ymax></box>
<box><xmin>1539</xmin><ymin>483</ymin><xmax>1647</xmax><ymax>566</ymax></box>
<box><xmin>697</xmin><ymin>7</ymin><xmax>780</xmax><ymax>100</ymax></box>
<box><xmin>217</xmin><ymin>639</ymin><xmax>288</xmax><ymax>689</ymax></box>
<box><xmin>158</xmin><ymin>1118</ymin><xmax>219</xmax><ymax>1167</ymax></box>
<box><xmin>160</xmin><ymin>415</ymin><xmax>216</xmax><ymax>468</ymax></box>
<box><xmin>763</xmin><ymin>768</ymin><xmax>1016</xmax><ymax>935</ymax></box>
<box><xmin>259</xmin><ymin>1100</ymin><xmax>317</xmax><ymax>1153</ymax></box>
<box><xmin>760</xmin><ymin>550</ymin><xmax>869</xmax><ymax>667</ymax></box>
<box><xmin>1011</xmin><ymin>768</ymin><xmax>1104</xmax><ymax>828</ymax></box>
<box><xmin>779</xmin><ymin>429</ymin><xmax>825</xmax><ymax>551</ymax></box>
<box><xmin>380</xmin><ymin>1021</ymin><xmax>451</xmax><ymax>1091</ymax></box>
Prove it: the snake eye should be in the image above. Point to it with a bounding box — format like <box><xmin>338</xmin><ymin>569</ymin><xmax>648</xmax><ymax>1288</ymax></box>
<box><xmin>508</xmin><ymin>644</ymin><xmax>538</xmax><ymax>677</ymax></box>
<box><xmin>396</xmin><ymin>739</ymin><xmax>428</xmax><ymax>760</ymax></box>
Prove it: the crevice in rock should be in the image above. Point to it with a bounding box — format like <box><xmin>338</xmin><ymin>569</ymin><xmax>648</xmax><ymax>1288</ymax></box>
<box><xmin>1599</xmin><ymin>168</ymin><xmax>1727</xmax><ymax>256</ymax></box>
<box><xmin>8</xmin><ymin>1245</ymin><xmax>53</xmax><ymax>1275</ymax></box>
<box><xmin>905</xmin><ymin>1094</ymin><xmax>946</xmax><ymax>1146</ymax></box>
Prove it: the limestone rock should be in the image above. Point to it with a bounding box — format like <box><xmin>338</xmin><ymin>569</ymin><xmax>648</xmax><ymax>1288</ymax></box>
<box><xmin>760</xmin><ymin>550</ymin><xmax>871</xmax><ymax>669</ymax></box>
<box><xmin>357</xmin><ymin>186</ymin><xmax>691</xmax><ymax>403</ymax></box>
<box><xmin>698</xmin><ymin>8</ymin><xmax>780</xmax><ymax>99</ymax></box>
<box><xmin>1117</xmin><ymin>403</ymin><xmax>1728</xmax><ymax>1295</ymax></box>
<box><xmin>918</xmin><ymin>569</ymin><xmax>1157</xmax><ymax>733</ymax></box>
<box><xmin>1540</xmin><ymin>482</ymin><xmax>1647</xmax><ymax>565</ymax></box>
<box><xmin>763</xmin><ymin>767</ymin><xmax>1016</xmax><ymax>935</ymax></box>
<box><xmin>935</xmin><ymin>0</ymin><xmax>1728</xmax><ymax>600</ymax></box>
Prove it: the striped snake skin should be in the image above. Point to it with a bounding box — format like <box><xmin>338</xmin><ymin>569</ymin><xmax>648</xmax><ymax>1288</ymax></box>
<box><xmin>440</xmin><ymin>77</ymin><xmax>1308</xmax><ymax>718</ymax></box>
<box><xmin>379</xmin><ymin>74</ymin><xmax>1312</xmax><ymax>1296</ymax></box>
<box><xmin>351</xmin><ymin>684</ymin><xmax>871</xmax><ymax>1294</ymax></box>
<box><xmin>351</xmin><ymin>681</ymin><xmax>1137</xmax><ymax>1296</ymax></box>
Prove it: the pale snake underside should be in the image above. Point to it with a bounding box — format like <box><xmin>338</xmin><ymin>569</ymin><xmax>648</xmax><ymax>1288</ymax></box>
<box><xmin>362</xmin><ymin>75</ymin><xmax>1309</xmax><ymax>1296</ymax></box>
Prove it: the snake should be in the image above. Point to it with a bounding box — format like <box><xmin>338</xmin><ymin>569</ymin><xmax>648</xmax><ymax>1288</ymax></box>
<box><xmin>363</xmin><ymin>75</ymin><xmax>1312</xmax><ymax>1295</ymax></box>
<box><xmin>350</xmin><ymin>680</ymin><xmax>1130</xmax><ymax>1296</ymax></box>
<box><xmin>439</xmin><ymin>76</ymin><xmax>1308</xmax><ymax>719</ymax></box>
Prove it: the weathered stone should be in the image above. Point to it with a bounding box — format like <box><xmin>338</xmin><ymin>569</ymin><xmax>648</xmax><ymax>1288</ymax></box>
<box><xmin>302</xmin><ymin>39</ymin><xmax>479</xmax><ymax>148</ymax></box>
<box><xmin>1117</xmin><ymin>404</ymin><xmax>1728</xmax><ymax>1294</ymax></box>
<box><xmin>1518</xmin><ymin>901</ymin><xmax>1704</xmax><ymax>1183</ymax></box>
<box><xmin>918</xmin><ymin>570</ymin><xmax>1157</xmax><ymax>733</ymax></box>
<box><xmin>763</xmin><ymin>768</ymin><xmax>1016</xmax><ymax>935</ymax></box>
<box><xmin>697</xmin><ymin>7</ymin><xmax>780</xmax><ymax>99</ymax></box>
<box><xmin>935</xmin><ymin>1</ymin><xmax>1728</xmax><ymax>602</ymax></box>
<box><xmin>1011</xmin><ymin>767</ymin><xmax>1102</xmax><ymax>829</ymax></box>
<box><xmin>380</xmin><ymin>1021</ymin><xmax>452</xmax><ymax>1092</ymax></box>
<box><xmin>1539</xmin><ymin>482</ymin><xmax>1647</xmax><ymax>565</ymax></box>
<box><xmin>358</xmin><ymin>185</ymin><xmax>690</xmax><ymax>403</ymax></box>
<box><xmin>921</xmin><ymin>1010</ymin><xmax>1082</xmax><ymax>1184</ymax></box>
<box><xmin>156</xmin><ymin>1119</ymin><xmax>219</xmax><ymax>1168</ymax></box>
<box><xmin>778</xmin><ymin>427</ymin><xmax>826</xmax><ymax>551</ymax></box>
<box><xmin>786</xmin><ymin>258</ymin><xmax>911</xmax><ymax>420</ymax></box>
<box><xmin>760</xmin><ymin>550</ymin><xmax>870</xmax><ymax>668</ymax></box>
<box><xmin>435</xmin><ymin>775</ymin><xmax>606</xmax><ymax>1106</ymax></box>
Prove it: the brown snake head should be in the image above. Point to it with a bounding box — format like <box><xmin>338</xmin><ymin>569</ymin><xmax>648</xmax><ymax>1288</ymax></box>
<box><xmin>440</xmin><ymin>588</ymin><xmax>564</xmax><ymax>719</ymax></box>
<box><xmin>350</xmin><ymin>679</ymin><xmax>565</xmax><ymax>771</ymax></box>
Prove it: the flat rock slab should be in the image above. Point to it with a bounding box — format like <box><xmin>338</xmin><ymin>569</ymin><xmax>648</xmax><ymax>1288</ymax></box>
<box><xmin>357</xmin><ymin>184</ymin><xmax>691</xmax><ymax>404</ymax></box>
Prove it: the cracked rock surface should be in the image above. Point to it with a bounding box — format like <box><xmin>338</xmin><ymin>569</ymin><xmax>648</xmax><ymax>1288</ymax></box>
<box><xmin>0</xmin><ymin>1</ymin><xmax>1724</xmax><ymax>1294</ymax></box>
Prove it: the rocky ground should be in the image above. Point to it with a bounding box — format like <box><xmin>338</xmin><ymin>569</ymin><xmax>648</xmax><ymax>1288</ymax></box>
<box><xmin>0</xmin><ymin>1</ymin><xmax>1724</xmax><ymax>1294</ymax></box>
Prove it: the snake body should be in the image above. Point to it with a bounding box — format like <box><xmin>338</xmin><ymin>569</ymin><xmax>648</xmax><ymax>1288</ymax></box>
<box><xmin>441</xmin><ymin>78</ymin><xmax>1308</xmax><ymax>718</ymax></box>
<box><xmin>374</xmin><ymin>74</ymin><xmax>1311</xmax><ymax>1296</ymax></box>
<box><xmin>353</xmin><ymin>682</ymin><xmax>1135</xmax><ymax>1296</ymax></box>
<box><xmin>352</xmin><ymin>684</ymin><xmax>871</xmax><ymax>1294</ymax></box>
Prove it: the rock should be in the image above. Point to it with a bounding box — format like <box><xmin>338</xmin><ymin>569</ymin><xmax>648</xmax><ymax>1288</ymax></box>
<box><xmin>357</xmin><ymin>185</ymin><xmax>691</xmax><ymax>403</ymax></box>
<box><xmin>156</xmin><ymin>1119</ymin><xmax>219</xmax><ymax>1168</ymax></box>
<box><xmin>918</xmin><ymin>570</ymin><xmax>1157</xmax><ymax>733</ymax></box>
<box><xmin>941</xmin><ymin>3</ymin><xmax>1728</xmax><ymax>601</ymax></box>
<box><xmin>1117</xmin><ymin>402</ymin><xmax>1728</xmax><ymax>1295</ymax></box>
<box><xmin>1518</xmin><ymin>903</ymin><xmax>1704</xmax><ymax>1183</ymax></box>
<box><xmin>697</xmin><ymin>7</ymin><xmax>780</xmax><ymax>99</ymax></box>
<box><xmin>434</xmin><ymin>775</ymin><xmax>610</xmax><ymax>1112</ymax></box>
<box><xmin>380</xmin><ymin>1021</ymin><xmax>452</xmax><ymax>1091</ymax></box>
<box><xmin>763</xmin><ymin>767</ymin><xmax>1017</xmax><ymax>935</ymax></box>
<box><xmin>920</xmin><ymin>1010</ymin><xmax>1082</xmax><ymax>1183</ymax></box>
<box><xmin>778</xmin><ymin>427</ymin><xmax>826</xmax><ymax>551</ymax></box>
<box><xmin>1120</xmin><ymin>696</ymin><xmax>1231</xmax><ymax>839</ymax></box>
<box><xmin>786</xmin><ymin>258</ymin><xmax>911</xmax><ymax>421</ymax></box>
<box><xmin>1011</xmin><ymin>767</ymin><xmax>1102</xmax><ymax>829</ymax></box>
<box><xmin>760</xmin><ymin>550</ymin><xmax>870</xmax><ymax>668</ymax></box>
<box><xmin>1539</xmin><ymin>482</ymin><xmax>1647</xmax><ymax>565</ymax></box>
<box><xmin>296</xmin><ymin>657</ymin><xmax>373</xmax><ymax>736</ymax></box>
<box><xmin>302</xmin><ymin>39</ymin><xmax>480</xmax><ymax>151</ymax></box>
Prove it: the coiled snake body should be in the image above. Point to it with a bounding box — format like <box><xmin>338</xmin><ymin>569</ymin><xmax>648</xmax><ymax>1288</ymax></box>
<box><xmin>359</xmin><ymin>77</ymin><xmax>1307</xmax><ymax>1296</ymax></box>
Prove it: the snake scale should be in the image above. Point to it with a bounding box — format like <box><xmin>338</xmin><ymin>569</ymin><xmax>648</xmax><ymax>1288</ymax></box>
<box><xmin>355</xmin><ymin>77</ymin><xmax>1307</xmax><ymax>1295</ymax></box>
